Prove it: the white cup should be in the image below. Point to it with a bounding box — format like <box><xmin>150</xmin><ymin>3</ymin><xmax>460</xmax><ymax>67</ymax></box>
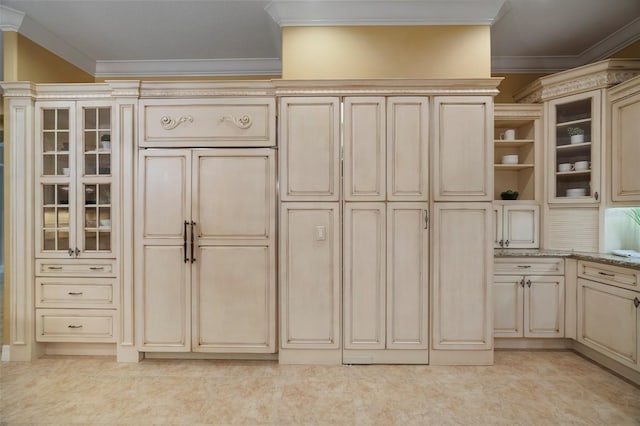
<box><xmin>501</xmin><ymin>129</ymin><xmax>516</xmax><ymax>140</ymax></box>
<box><xmin>558</xmin><ymin>163</ymin><xmax>572</xmax><ymax>172</ymax></box>
<box><xmin>574</xmin><ymin>161</ymin><xmax>590</xmax><ymax>171</ymax></box>
<box><xmin>501</xmin><ymin>155</ymin><xmax>519</xmax><ymax>165</ymax></box>
<box><xmin>62</xmin><ymin>167</ymin><xmax>70</xmax><ymax>176</ymax></box>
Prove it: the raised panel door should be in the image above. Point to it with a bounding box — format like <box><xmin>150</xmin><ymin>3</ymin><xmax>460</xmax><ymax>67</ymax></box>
<box><xmin>387</xmin><ymin>97</ymin><xmax>429</xmax><ymax>201</ymax></box>
<box><xmin>578</xmin><ymin>278</ymin><xmax>639</xmax><ymax>369</ymax></box>
<box><xmin>343</xmin><ymin>203</ymin><xmax>386</xmax><ymax>349</ymax></box>
<box><xmin>280</xmin><ymin>203</ymin><xmax>340</xmax><ymax>349</ymax></box>
<box><xmin>280</xmin><ymin>97</ymin><xmax>340</xmax><ymax>201</ymax></box>
<box><xmin>432</xmin><ymin>203</ymin><xmax>492</xmax><ymax>350</ymax></box>
<box><xmin>503</xmin><ymin>204</ymin><xmax>539</xmax><ymax>248</ymax></box>
<box><xmin>387</xmin><ymin>203</ymin><xmax>429</xmax><ymax>349</ymax></box>
<box><xmin>433</xmin><ymin>97</ymin><xmax>493</xmax><ymax>201</ymax></box>
<box><xmin>343</xmin><ymin>97</ymin><xmax>386</xmax><ymax>201</ymax></box>
<box><xmin>610</xmin><ymin>82</ymin><xmax>640</xmax><ymax>202</ymax></box>
<box><xmin>525</xmin><ymin>276</ymin><xmax>564</xmax><ymax>338</ymax></box>
<box><xmin>193</xmin><ymin>246</ymin><xmax>275</xmax><ymax>352</ymax></box>
<box><xmin>493</xmin><ymin>275</ymin><xmax>524</xmax><ymax>338</ymax></box>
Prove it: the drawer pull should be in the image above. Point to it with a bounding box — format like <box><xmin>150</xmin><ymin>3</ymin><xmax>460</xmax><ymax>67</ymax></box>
<box><xmin>160</xmin><ymin>115</ymin><xmax>193</xmax><ymax>130</ymax></box>
<box><xmin>598</xmin><ymin>271</ymin><xmax>615</xmax><ymax>277</ymax></box>
<box><xmin>517</xmin><ymin>265</ymin><xmax>532</xmax><ymax>269</ymax></box>
<box><xmin>68</xmin><ymin>292</ymin><xmax>83</xmax><ymax>296</ymax></box>
<box><xmin>67</xmin><ymin>325</ymin><xmax>83</xmax><ymax>329</ymax></box>
<box><xmin>89</xmin><ymin>266</ymin><xmax>104</xmax><ymax>271</ymax></box>
<box><xmin>47</xmin><ymin>266</ymin><xmax>63</xmax><ymax>270</ymax></box>
<box><xmin>634</xmin><ymin>297</ymin><xmax>639</xmax><ymax>308</ymax></box>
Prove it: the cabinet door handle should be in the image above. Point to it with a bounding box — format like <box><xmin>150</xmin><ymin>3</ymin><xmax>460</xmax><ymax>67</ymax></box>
<box><xmin>67</xmin><ymin>325</ymin><xmax>83</xmax><ymax>329</ymax></box>
<box><xmin>75</xmin><ymin>248</ymin><xmax>80</xmax><ymax>257</ymax></box>
<box><xmin>191</xmin><ymin>221</ymin><xmax>196</xmax><ymax>263</ymax></box>
<box><xmin>47</xmin><ymin>266</ymin><xmax>63</xmax><ymax>270</ymax></box>
<box><xmin>183</xmin><ymin>220</ymin><xmax>189</xmax><ymax>263</ymax></box>
<box><xmin>526</xmin><ymin>279</ymin><xmax>532</xmax><ymax>288</ymax></box>
<box><xmin>598</xmin><ymin>271</ymin><xmax>615</xmax><ymax>277</ymax></box>
<box><xmin>517</xmin><ymin>265</ymin><xmax>532</xmax><ymax>269</ymax></box>
<box><xmin>89</xmin><ymin>266</ymin><xmax>104</xmax><ymax>271</ymax></box>
<box><xmin>68</xmin><ymin>292</ymin><xmax>83</xmax><ymax>296</ymax></box>
<box><xmin>424</xmin><ymin>210</ymin><xmax>429</xmax><ymax>229</ymax></box>
<box><xmin>634</xmin><ymin>297</ymin><xmax>639</xmax><ymax>308</ymax></box>
<box><xmin>68</xmin><ymin>248</ymin><xmax>74</xmax><ymax>257</ymax></box>
<box><xmin>499</xmin><ymin>239</ymin><xmax>504</xmax><ymax>247</ymax></box>
<box><xmin>505</xmin><ymin>240</ymin><xmax>510</xmax><ymax>247</ymax></box>
<box><xmin>520</xmin><ymin>278</ymin><xmax>525</xmax><ymax>287</ymax></box>
<box><xmin>594</xmin><ymin>191</ymin><xmax>599</xmax><ymax>201</ymax></box>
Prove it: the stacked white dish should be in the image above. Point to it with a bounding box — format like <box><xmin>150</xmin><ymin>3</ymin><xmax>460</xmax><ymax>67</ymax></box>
<box><xmin>566</xmin><ymin>188</ymin><xmax>587</xmax><ymax>197</ymax></box>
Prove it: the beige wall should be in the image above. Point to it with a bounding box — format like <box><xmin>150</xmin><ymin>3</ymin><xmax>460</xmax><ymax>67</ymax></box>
<box><xmin>611</xmin><ymin>39</ymin><xmax>640</xmax><ymax>58</ymax></box>
<box><xmin>493</xmin><ymin>73</ymin><xmax>547</xmax><ymax>103</ymax></box>
<box><xmin>94</xmin><ymin>75</ymin><xmax>279</xmax><ymax>83</ymax></box>
<box><xmin>282</xmin><ymin>26</ymin><xmax>491</xmax><ymax>79</ymax></box>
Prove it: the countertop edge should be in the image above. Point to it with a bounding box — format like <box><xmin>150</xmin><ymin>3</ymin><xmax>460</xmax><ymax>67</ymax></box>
<box><xmin>494</xmin><ymin>249</ymin><xmax>640</xmax><ymax>271</ymax></box>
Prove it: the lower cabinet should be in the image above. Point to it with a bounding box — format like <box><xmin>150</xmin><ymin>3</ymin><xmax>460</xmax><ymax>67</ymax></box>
<box><xmin>493</xmin><ymin>258</ymin><xmax>565</xmax><ymax>338</ymax></box>
<box><xmin>431</xmin><ymin>203</ymin><xmax>493</xmax><ymax>363</ymax></box>
<box><xmin>577</xmin><ymin>278</ymin><xmax>640</xmax><ymax>371</ymax></box>
<box><xmin>279</xmin><ymin>203</ymin><xmax>341</xmax><ymax>363</ymax></box>
<box><xmin>343</xmin><ymin>202</ymin><xmax>429</xmax><ymax>364</ymax></box>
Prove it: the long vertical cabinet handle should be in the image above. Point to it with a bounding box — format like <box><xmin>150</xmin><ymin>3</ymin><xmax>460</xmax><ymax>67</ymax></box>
<box><xmin>424</xmin><ymin>210</ymin><xmax>429</xmax><ymax>229</ymax></box>
<box><xmin>191</xmin><ymin>221</ymin><xmax>196</xmax><ymax>263</ymax></box>
<box><xmin>183</xmin><ymin>220</ymin><xmax>189</xmax><ymax>263</ymax></box>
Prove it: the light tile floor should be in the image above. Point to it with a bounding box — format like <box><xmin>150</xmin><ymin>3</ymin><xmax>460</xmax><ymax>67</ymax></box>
<box><xmin>1</xmin><ymin>350</ymin><xmax>639</xmax><ymax>425</ymax></box>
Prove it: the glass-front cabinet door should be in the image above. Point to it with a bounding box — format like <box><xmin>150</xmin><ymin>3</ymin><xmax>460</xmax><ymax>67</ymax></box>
<box><xmin>36</xmin><ymin>101</ymin><xmax>114</xmax><ymax>258</ymax></box>
<box><xmin>547</xmin><ymin>90</ymin><xmax>601</xmax><ymax>204</ymax></box>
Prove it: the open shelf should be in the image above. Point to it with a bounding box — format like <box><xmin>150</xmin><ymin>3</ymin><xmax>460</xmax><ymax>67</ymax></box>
<box><xmin>494</xmin><ymin>140</ymin><xmax>534</xmax><ymax>148</ymax></box>
<box><xmin>495</xmin><ymin>164</ymin><xmax>535</xmax><ymax>171</ymax></box>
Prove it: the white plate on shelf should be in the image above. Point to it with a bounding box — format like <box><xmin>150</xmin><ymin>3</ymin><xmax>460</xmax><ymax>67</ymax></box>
<box><xmin>566</xmin><ymin>188</ymin><xmax>587</xmax><ymax>197</ymax></box>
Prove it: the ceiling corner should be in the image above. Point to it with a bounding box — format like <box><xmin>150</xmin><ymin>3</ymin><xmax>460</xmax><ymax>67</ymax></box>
<box><xmin>0</xmin><ymin>5</ymin><xmax>25</xmax><ymax>31</ymax></box>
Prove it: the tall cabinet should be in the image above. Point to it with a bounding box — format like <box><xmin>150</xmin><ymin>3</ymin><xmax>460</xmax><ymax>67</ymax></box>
<box><xmin>342</xmin><ymin>97</ymin><xmax>429</xmax><ymax>364</ymax></box>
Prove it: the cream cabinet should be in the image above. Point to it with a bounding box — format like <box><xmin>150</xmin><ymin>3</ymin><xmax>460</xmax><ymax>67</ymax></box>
<box><xmin>577</xmin><ymin>277</ymin><xmax>640</xmax><ymax>371</ymax></box>
<box><xmin>493</xmin><ymin>203</ymin><xmax>539</xmax><ymax>249</ymax></box>
<box><xmin>135</xmin><ymin>148</ymin><xmax>276</xmax><ymax>353</ymax></box>
<box><xmin>279</xmin><ymin>97</ymin><xmax>340</xmax><ymax>201</ymax></box>
<box><xmin>432</xmin><ymin>203</ymin><xmax>493</xmax><ymax>355</ymax></box>
<box><xmin>432</xmin><ymin>96</ymin><xmax>493</xmax><ymax>202</ymax></box>
<box><xmin>343</xmin><ymin>202</ymin><xmax>429</xmax><ymax>364</ymax></box>
<box><xmin>547</xmin><ymin>90</ymin><xmax>602</xmax><ymax>204</ymax></box>
<box><xmin>493</xmin><ymin>258</ymin><xmax>565</xmax><ymax>339</ymax></box>
<box><xmin>608</xmin><ymin>75</ymin><xmax>640</xmax><ymax>203</ymax></box>
<box><xmin>34</xmin><ymin>101</ymin><xmax>118</xmax><ymax>343</ymax></box>
<box><xmin>279</xmin><ymin>203</ymin><xmax>341</xmax><ymax>362</ymax></box>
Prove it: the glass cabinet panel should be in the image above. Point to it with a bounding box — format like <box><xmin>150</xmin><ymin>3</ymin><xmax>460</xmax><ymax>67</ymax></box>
<box><xmin>41</xmin><ymin>108</ymin><xmax>71</xmax><ymax>177</ymax></box>
<box><xmin>82</xmin><ymin>107</ymin><xmax>111</xmax><ymax>177</ymax></box>
<box><xmin>42</xmin><ymin>183</ymin><xmax>70</xmax><ymax>252</ymax></box>
<box><xmin>83</xmin><ymin>183</ymin><xmax>111</xmax><ymax>252</ymax></box>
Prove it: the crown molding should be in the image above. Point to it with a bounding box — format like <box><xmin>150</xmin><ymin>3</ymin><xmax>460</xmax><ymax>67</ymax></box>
<box><xmin>95</xmin><ymin>58</ymin><xmax>282</xmax><ymax>77</ymax></box>
<box><xmin>0</xmin><ymin>5</ymin><xmax>25</xmax><ymax>31</ymax></box>
<box><xmin>265</xmin><ymin>0</ymin><xmax>505</xmax><ymax>26</ymax></box>
<box><xmin>492</xmin><ymin>17</ymin><xmax>640</xmax><ymax>74</ymax></box>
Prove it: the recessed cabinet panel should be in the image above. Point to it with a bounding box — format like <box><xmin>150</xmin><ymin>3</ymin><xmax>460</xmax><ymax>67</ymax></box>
<box><xmin>387</xmin><ymin>98</ymin><xmax>429</xmax><ymax>201</ymax></box>
<box><xmin>194</xmin><ymin>246</ymin><xmax>275</xmax><ymax>352</ymax></box>
<box><xmin>432</xmin><ymin>203</ymin><xmax>492</xmax><ymax>350</ymax></box>
<box><xmin>139</xmin><ymin>151</ymin><xmax>191</xmax><ymax>241</ymax></box>
<box><xmin>280</xmin><ymin>98</ymin><xmax>340</xmax><ymax>201</ymax></box>
<box><xmin>344</xmin><ymin>203</ymin><xmax>386</xmax><ymax>349</ymax></box>
<box><xmin>433</xmin><ymin>97</ymin><xmax>493</xmax><ymax>201</ymax></box>
<box><xmin>138</xmin><ymin>245</ymin><xmax>190</xmax><ymax>350</ymax></box>
<box><xmin>280</xmin><ymin>203</ymin><xmax>340</xmax><ymax>348</ymax></box>
<box><xmin>493</xmin><ymin>275</ymin><xmax>524</xmax><ymax>338</ymax></box>
<box><xmin>387</xmin><ymin>203</ymin><xmax>429</xmax><ymax>348</ymax></box>
<box><xmin>525</xmin><ymin>276</ymin><xmax>564</xmax><ymax>338</ymax></box>
<box><xmin>193</xmin><ymin>150</ymin><xmax>274</xmax><ymax>242</ymax></box>
<box><xmin>610</xmin><ymin>80</ymin><xmax>640</xmax><ymax>202</ymax></box>
<box><xmin>343</xmin><ymin>98</ymin><xmax>386</xmax><ymax>201</ymax></box>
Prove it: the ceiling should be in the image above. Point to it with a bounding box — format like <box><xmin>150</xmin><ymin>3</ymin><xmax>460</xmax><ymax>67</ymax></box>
<box><xmin>0</xmin><ymin>0</ymin><xmax>639</xmax><ymax>77</ymax></box>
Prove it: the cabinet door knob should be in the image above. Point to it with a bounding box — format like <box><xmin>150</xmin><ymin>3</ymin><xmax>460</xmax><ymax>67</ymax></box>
<box><xmin>499</xmin><ymin>239</ymin><xmax>504</xmax><ymax>247</ymax></box>
<box><xmin>505</xmin><ymin>240</ymin><xmax>510</xmax><ymax>247</ymax></box>
<box><xmin>68</xmin><ymin>248</ymin><xmax>74</xmax><ymax>257</ymax></box>
<box><xmin>634</xmin><ymin>297</ymin><xmax>639</xmax><ymax>308</ymax></box>
<box><xmin>75</xmin><ymin>248</ymin><xmax>80</xmax><ymax>257</ymax></box>
<box><xmin>526</xmin><ymin>279</ymin><xmax>532</xmax><ymax>288</ymax></box>
<box><xmin>594</xmin><ymin>191</ymin><xmax>599</xmax><ymax>201</ymax></box>
<box><xmin>520</xmin><ymin>278</ymin><xmax>525</xmax><ymax>287</ymax></box>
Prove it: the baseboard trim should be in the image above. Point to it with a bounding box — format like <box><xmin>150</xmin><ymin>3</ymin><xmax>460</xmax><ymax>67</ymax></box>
<box><xmin>343</xmin><ymin>349</ymin><xmax>429</xmax><ymax>364</ymax></box>
<box><xmin>495</xmin><ymin>338</ymin><xmax>572</xmax><ymax>350</ymax></box>
<box><xmin>571</xmin><ymin>341</ymin><xmax>640</xmax><ymax>386</ymax></box>
<box><xmin>44</xmin><ymin>343</ymin><xmax>116</xmax><ymax>356</ymax></box>
<box><xmin>144</xmin><ymin>352</ymin><xmax>278</xmax><ymax>361</ymax></box>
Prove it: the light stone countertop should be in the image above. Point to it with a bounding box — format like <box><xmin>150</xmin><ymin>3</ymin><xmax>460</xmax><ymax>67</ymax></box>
<box><xmin>494</xmin><ymin>249</ymin><xmax>640</xmax><ymax>271</ymax></box>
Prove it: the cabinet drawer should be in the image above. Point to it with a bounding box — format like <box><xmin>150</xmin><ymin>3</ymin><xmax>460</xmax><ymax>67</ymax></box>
<box><xmin>36</xmin><ymin>278</ymin><xmax>116</xmax><ymax>309</ymax></box>
<box><xmin>36</xmin><ymin>309</ymin><xmax>116</xmax><ymax>343</ymax></box>
<box><xmin>140</xmin><ymin>98</ymin><xmax>275</xmax><ymax>147</ymax></box>
<box><xmin>36</xmin><ymin>259</ymin><xmax>115</xmax><ymax>277</ymax></box>
<box><xmin>578</xmin><ymin>261</ymin><xmax>639</xmax><ymax>290</ymax></box>
<box><xmin>494</xmin><ymin>258</ymin><xmax>564</xmax><ymax>275</ymax></box>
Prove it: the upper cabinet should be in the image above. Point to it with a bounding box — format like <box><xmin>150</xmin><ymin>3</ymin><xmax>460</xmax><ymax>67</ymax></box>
<box><xmin>433</xmin><ymin>96</ymin><xmax>493</xmax><ymax>202</ymax></box>
<box><xmin>547</xmin><ymin>90</ymin><xmax>602</xmax><ymax>204</ymax></box>
<box><xmin>35</xmin><ymin>101</ymin><xmax>116</xmax><ymax>259</ymax></box>
<box><xmin>608</xmin><ymin>75</ymin><xmax>640</xmax><ymax>204</ymax></box>
<box><xmin>493</xmin><ymin>104</ymin><xmax>542</xmax><ymax>202</ymax></box>
<box><xmin>279</xmin><ymin>97</ymin><xmax>341</xmax><ymax>201</ymax></box>
<box><xmin>343</xmin><ymin>96</ymin><xmax>428</xmax><ymax>202</ymax></box>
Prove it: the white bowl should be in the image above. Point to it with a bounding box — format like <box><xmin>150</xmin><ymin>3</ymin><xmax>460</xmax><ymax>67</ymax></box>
<box><xmin>501</xmin><ymin>155</ymin><xmax>519</xmax><ymax>165</ymax></box>
<box><xmin>574</xmin><ymin>161</ymin><xmax>590</xmax><ymax>171</ymax></box>
<box><xmin>99</xmin><ymin>219</ymin><xmax>111</xmax><ymax>227</ymax></box>
<box><xmin>566</xmin><ymin>188</ymin><xmax>587</xmax><ymax>197</ymax></box>
<box><xmin>101</xmin><ymin>141</ymin><xmax>111</xmax><ymax>150</ymax></box>
<box><xmin>558</xmin><ymin>163</ymin><xmax>572</xmax><ymax>172</ymax></box>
